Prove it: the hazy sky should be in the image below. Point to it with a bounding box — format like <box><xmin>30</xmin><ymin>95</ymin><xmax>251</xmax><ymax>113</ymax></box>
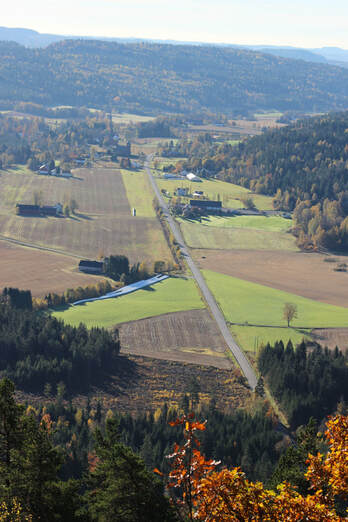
<box><xmin>3</xmin><ymin>0</ymin><xmax>348</xmax><ymax>48</ymax></box>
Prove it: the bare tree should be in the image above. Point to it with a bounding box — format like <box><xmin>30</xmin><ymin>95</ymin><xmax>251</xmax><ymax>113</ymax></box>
<box><xmin>283</xmin><ymin>302</ymin><xmax>298</xmax><ymax>327</ymax></box>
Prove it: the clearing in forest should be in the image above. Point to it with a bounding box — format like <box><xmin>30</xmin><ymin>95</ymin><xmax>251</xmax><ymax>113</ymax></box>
<box><xmin>194</xmin><ymin>250</ymin><xmax>348</xmax><ymax>308</ymax></box>
<box><xmin>155</xmin><ymin>176</ymin><xmax>274</xmax><ymax>210</ymax></box>
<box><xmin>53</xmin><ymin>277</ymin><xmax>204</xmax><ymax>328</ymax></box>
<box><xmin>119</xmin><ymin>309</ymin><xmax>231</xmax><ymax>369</ymax></box>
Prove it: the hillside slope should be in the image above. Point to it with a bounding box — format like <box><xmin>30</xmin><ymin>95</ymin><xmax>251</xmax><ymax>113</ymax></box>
<box><xmin>1</xmin><ymin>40</ymin><xmax>348</xmax><ymax>114</ymax></box>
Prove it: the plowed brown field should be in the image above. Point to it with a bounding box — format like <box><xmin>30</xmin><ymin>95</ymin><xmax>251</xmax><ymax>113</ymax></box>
<box><xmin>0</xmin><ymin>241</ymin><xmax>105</xmax><ymax>296</ymax></box>
<box><xmin>119</xmin><ymin>309</ymin><xmax>232</xmax><ymax>369</ymax></box>
<box><xmin>194</xmin><ymin>249</ymin><xmax>348</xmax><ymax>307</ymax></box>
<box><xmin>0</xmin><ymin>167</ymin><xmax>171</xmax><ymax>264</ymax></box>
<box><xmin>311</xmin><ymin>328</ymin><xmax>348</xmax><ymax>351</ymax></box>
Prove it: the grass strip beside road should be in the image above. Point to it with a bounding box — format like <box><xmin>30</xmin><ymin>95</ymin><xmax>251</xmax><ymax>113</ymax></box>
<box><xmin>52</xmin><ymin>277</ymin><xmax>205</xmax><ymax>328</ymax></box>
<box><xmin>121</xmin><ymin>169</ymin><xmax>156</xmax><ymax>217</ymax></box>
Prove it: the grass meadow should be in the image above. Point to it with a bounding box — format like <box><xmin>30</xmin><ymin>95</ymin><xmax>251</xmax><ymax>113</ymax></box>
<box><xmin>202</xmin><ymin>270</ymin><xmax>348</xmax><ymax>329</ymax></box>
<box><xmin>52</xmin><ymin>277</ymin><xmax>204</xmax><ymax>328</ymax></box>
<box><xmin>230</xmin><ymin>325</ymin><xmax>311</xmax><ymax>354</ymax></box>
<box><xmin>178</xmin><ymin>219</ymin><xmax>298</xmax><ymax>251</ymax></box>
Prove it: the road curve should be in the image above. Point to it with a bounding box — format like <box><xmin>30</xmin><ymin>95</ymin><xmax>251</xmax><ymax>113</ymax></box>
<box><xmin>145</xmin><ymin>157</ymin><xmax>258</xmax><ymax>390</ymax></box>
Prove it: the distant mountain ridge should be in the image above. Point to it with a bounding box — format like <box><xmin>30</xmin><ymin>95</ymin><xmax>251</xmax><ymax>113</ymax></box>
<box><xmin>1</xmin><ymin>38</ymin><xmax>348</xmax><ymax>115</ymax></box>
<box><xmin>1</xmin><ymin>26</ymin><xmax>348</xmax><ymax>67</ymax></box>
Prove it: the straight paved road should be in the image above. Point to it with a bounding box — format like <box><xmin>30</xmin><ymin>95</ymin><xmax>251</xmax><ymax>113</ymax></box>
<box><xmin>145</xmin><ymin>158</ymin><xmax>258</xmax><ymax>390</ymax></box>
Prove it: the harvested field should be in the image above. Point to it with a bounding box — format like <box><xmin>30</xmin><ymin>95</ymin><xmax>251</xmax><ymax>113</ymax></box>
<box><xmin>0</xmin><ymin>167</ymin><xmax>171</xmax><ymax>265</ymax></box>
<box><xmin>311</xmin><ymin>328</ymin><xmax>348</xmax><ymax>351</ymax></box>
<box><xmin>194</xmin><ymin>250</ymin><xmax>348</xmax><ymax>307</ymax></box>
<box><xmin>179</xmin><ymin>220</ymin><xmax>297</xmax><ymax>251</ymax></box>
<box><xmin>119</xmin><ymin>309</ymin><xmax>231</xmax><ymax>369</ymax></box>
<box><xmin>18</xmin><ymin>355</ymin><xmax>251</xmax><ymax>416</ymax></box>
<box><xmin>0</xmin><ymin>240</ymin><xmax>105</xmax><ymax>297</ymax></box>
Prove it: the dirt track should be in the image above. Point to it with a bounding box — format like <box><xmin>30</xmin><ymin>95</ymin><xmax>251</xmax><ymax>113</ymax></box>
<box><xmin>194</xmin><ymin>249</ymin><xmax>348</xmax><ymax>308</ymax></box>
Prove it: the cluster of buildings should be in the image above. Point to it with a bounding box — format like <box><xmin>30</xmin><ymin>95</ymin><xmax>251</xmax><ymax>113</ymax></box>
<box><xmin>37</xmin><ymin>164</ymin><xmax>72</xmax><ymax>178</ymax></box>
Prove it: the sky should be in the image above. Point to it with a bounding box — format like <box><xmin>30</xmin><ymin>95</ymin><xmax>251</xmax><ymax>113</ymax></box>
<box><xmin>2</xmin><ymin>0</ymin><xmax>348</xmax><ymax>49</ymax></box>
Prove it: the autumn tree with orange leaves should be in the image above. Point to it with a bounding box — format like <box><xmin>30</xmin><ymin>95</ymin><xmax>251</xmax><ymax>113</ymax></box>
<box><xmin>157</xmin><ymin>414</ymin><xmax>348</xmax><ymax>521</ymax></box>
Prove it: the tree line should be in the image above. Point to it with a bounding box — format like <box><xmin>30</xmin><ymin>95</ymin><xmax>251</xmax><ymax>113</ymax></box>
<box><xmin>0</xmin><ymin>300</ymin><xmax>120</xmax><ymax>393</ymax></box>
<box><xmin>258</xmin><ymin>339</ymin><xmax>348</xmax><ymax>428</ymax></box>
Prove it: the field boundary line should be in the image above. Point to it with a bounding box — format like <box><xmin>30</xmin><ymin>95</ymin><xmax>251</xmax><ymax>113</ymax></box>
<box><xmin>0</xmin><ymin>234</ymin><xmax>81</xmax><ymax>259</ymax></box>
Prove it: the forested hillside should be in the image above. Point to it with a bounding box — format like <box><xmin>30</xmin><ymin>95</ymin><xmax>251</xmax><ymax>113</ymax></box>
<box><xmin>2</xmin><ymin>40</ymin><xmax>348</xmax><ymax>114</ymax></box>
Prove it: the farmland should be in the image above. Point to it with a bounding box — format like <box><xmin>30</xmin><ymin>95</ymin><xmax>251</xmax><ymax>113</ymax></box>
<box><xmin>53</xmin><ymin>277</ymin><xmax>204</xmax><ymax>328</ymax></box>
<box><xmin>195</xmin><ymin>250</ymin><xmax>348</xmax><ymax>307</ymax></box>
<box><xmin>202</xmin><ymin>270</ymin><xmax>348</xmax><ymax>328</ymax></box>
<box><xmin>119</xmin><ymin>309</ymin><xmax>231</xmax><ymax>369</ymax></box>
<box><xmin>0</xmin><ymin>240</ymin><xmax>105</xmax><ymax>297</ymax></box>
<box><xmin>200</xmin><ymin>269</ymin><xmax>348</xmax><ymax>353</ymax></box>
<box><xmin>0</xmin><ymin>167</ymin><xmax>171</xmax><ymax>266</ymax></box>
<box><xmin>178</xmin><ymin>218</ymin><xmax>298</xmax><ymax>251</ymax></box>
<box><xmin>155</xmin><ymin>175</ymin><xmax>274</xmax><ymax>210</ymax></box>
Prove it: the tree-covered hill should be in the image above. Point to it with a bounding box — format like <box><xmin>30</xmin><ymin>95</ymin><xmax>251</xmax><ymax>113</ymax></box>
<box><xmin>2</xmin><ymin>40</ymin><xmax>348</xmax><ymax>114</ymax></box>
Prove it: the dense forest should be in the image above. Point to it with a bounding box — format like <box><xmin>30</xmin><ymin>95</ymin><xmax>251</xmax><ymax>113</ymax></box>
<box><xmin>258</xmin><ymin>340</ymin><xmax>348</xmax><ymax>428</ymax></box>
<box><xmin>0</xmin><ymin>379</ymin><xmax>346</xmax><ymax>520</ymax></box>
<box><xmin>0</xmin><ymin>299</ymin><xmax>121</xmax><ymax>392</ymax></box>
<box><xmin>167</xmin><ymin>112</ymin><xmax>348</xmax><ymax>250</ymax></box>
<box><xmin>2</xmin><ymin>40</ymin><xmax>348</xmax><ymax>114</ymax></box>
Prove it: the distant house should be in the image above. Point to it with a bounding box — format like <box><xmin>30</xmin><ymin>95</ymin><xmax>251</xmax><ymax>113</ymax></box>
<box><xmin>186</xmin><ymin>173</ymin><xmax>202</xmax><ymax>182</ymax></box>
<box><xmin>190</xmin><ymin>200</ymin><xmax>222</xmax><ymax>211</ymax></box>
<box><xmin>176</xmin><ymin>187</ymin><xmax>189</xmax><ymax>196</ymax></box>
<box><xmin>193</xmin><ymin>190</ymin><xmax>204</xmax><ymax>197</ymax></box>
<box><xmin>16</xmin><ymin>203</ymin><xmax>63</xmax><ymax>217</ymax></box>
<box><xmin>38</xmin><ymin>164</ymin><xmax>50</xmax><ymax>175</ymax></box>
<box><xmin>16</xmin><ymin>204</ymin><xmax>41</xmax><ymax>217</ymax></box>
<box><xmin>163</xmin><ymin>173</ymin><xmax>185</xmax><ymax>180</ymax></box>
<box><xmin>41</xmin><ymin>203</ymin><xmax>63</xmax><ymax>216</ymax></box>
<box><xmin>78</xmin><ymin>260</ymin><xmax>104</xmax><ymax>274</ymax></box>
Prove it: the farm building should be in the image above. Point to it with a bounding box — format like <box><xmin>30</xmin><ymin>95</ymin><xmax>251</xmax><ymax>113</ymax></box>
<box><xmin>190</xmin><ymin>200</ymin><xmax>222</xmax><ymax>211</ymax></box>
<box><xmin>78</xmin><ymin>260</ymin><xmax>104</xmax><ymax>274</ymax></box>
<box><xmin>186</xmin><ymin>173</ymin><xmax>202</xmax><ymax>182</ymax></box>
<box><xmin>16</xmin><ymin>203</ymin><xmax>63</xmax><ymax>217</ymax></box>
<box><xmin>193</xmin><ymin>190</ymin><xmax>204</xmax><ymax>197</ymax></box>
<box><xmin>16</xmin><ymin>204</ymin><xmax>41</xmax><ymax>217</ymax></box>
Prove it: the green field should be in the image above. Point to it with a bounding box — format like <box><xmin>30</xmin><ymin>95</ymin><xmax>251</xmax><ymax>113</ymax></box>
<box><xmin>178</xmin><ymin>220</ymin><xmax>298</xmax><ymax>251</ymax></box>
<box><xmin>121</xmin><ymin>169</ymin><xmax>156</xmax><ymax>217</ymax></box>
<box><xmin>53</xmin><ymin>277</ymin><xmax>204</xmax><ymax>328</ymax></box>
<box><xmin>230</xmin><ymin>325</ymin><xmax>310</xmax><ymax>354</ymax></box>
<box><xmin>155</xmin><ymin>175</ymin><xmax>274</xmax><ymax>210</ymax></box>
<box><xmin>196</xmin><ymin>215</ymin><xmax>292</xmax><ymax>232</ymax></box>
<box><xmin>202</xmin><ymin>270</ymin><xmax>348</xmax><ymax>328</ymax></box>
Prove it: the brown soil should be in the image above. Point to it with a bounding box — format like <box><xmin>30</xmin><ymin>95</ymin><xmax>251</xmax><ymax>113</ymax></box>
<box><xmin>17</xmin><ymin>355</ymin><xmax>251</xmax><ymax>416</ymax></box>
<box><xmin>118</xmin><ymin>309</ymin><xmax>231</xmax><ymax>369</ymax></box>
<box><xmin>0</xmin><ymin>240</ymin><xmax>106</xmax><ymax>297</ymax></box>
<box><xmin>311</xmin><ymin>328</ymin><xmax>348</xmax><ymax>351</ymax></box>
<box><xmin>193</xmin><ymin>249</ymin><xmax>348</xmax><ymax>307</ymax></box>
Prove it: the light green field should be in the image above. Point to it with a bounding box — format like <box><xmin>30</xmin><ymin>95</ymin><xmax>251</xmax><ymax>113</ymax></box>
<box><xmin>179</xmin><ymin>220</ymin><xmax>298</xmax><ymax>251</ymax></box>
<box><xmin>121</xmin><ymin>169</ymin><xmax>155</xmax><ymax>217</ymax></box>
<box><xmin>197</xmin><ymin>215</ymin><xmax>292</xmax><ymax>232</ymax></box>
<box><xmin>52</xmin><ymin>277</ymin><xmax>204</xmax><ymax>328</ymax></box>
<box><xmin>111</xmin><ymin>113</ymin><xmax>155</xmax><ymax>124</ymax></box>
<box><xmin>202</xmin><ymin>270</ymin><xmax>348</xmax><ymax>328</ymax></box>
<box><xmin>155</xmin><ymin>175</ymin><xmax>273</xmax><ymax>210</ymax></box>
<box><xmin>230</xmin><ymin>325</ymin><xmax>311</xmax><ymax>354</ymax></box>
